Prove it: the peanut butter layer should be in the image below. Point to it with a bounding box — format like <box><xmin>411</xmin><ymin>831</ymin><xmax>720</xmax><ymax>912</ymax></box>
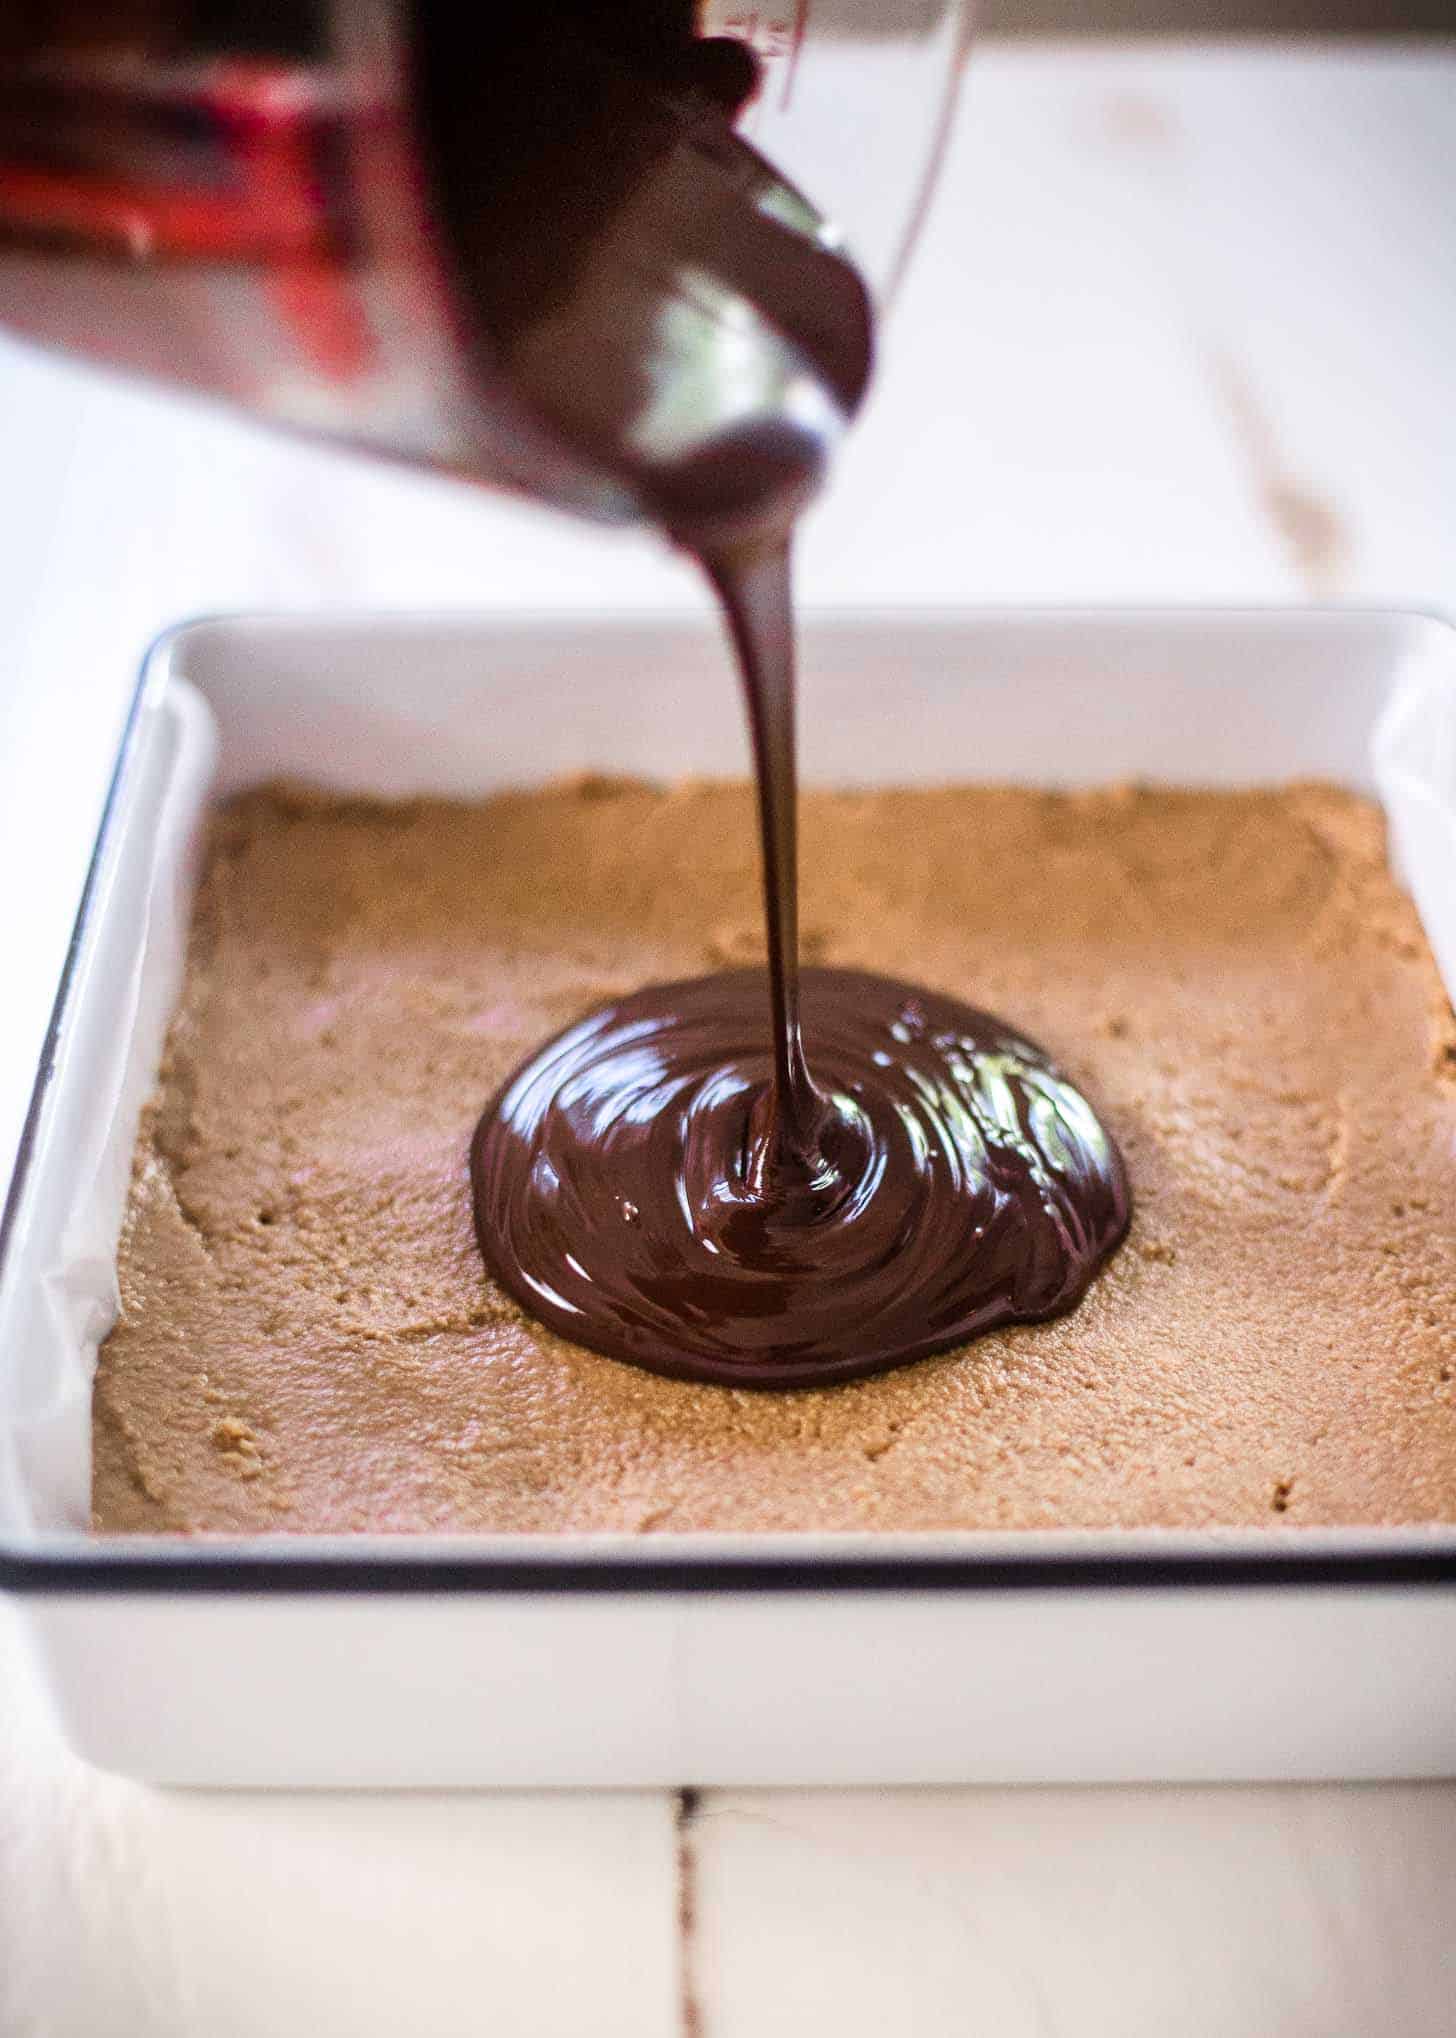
<box><xmin>93</xmin><ymin>779</ymin><xmax>1456</xmax><ymax>1534</ymax></box>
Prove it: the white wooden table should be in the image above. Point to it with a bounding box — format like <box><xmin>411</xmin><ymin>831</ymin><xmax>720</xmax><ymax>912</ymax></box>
<box><xmin>2</xmin><ymin>43</ymin><xmax>1454</xmax><ymax>2038</ymax></box>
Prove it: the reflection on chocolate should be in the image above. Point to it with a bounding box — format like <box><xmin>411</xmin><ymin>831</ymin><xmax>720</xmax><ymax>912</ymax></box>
<box><xmin>472</xmin><ymin>967</ymin><xmax>1129</xmax><ymax>1389</ymax></box>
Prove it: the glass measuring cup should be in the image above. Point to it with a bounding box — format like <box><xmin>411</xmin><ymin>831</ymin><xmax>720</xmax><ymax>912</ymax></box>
<box><xmin>0</xmin><ymin>3</ymin><xmax>969</xmax><ymax>526</ymax></box>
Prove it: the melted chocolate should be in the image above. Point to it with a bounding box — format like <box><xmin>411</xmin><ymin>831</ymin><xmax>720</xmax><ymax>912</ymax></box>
<box><xmin>414</xmin><ymin>10</ymin><xmax>872</xmax><ymax>537</ymax></box>
<box><xmin>471</xmin><ymin>966</ymin><xmax>1130</xmax><ymax>1390</ymax></box>
<box><xmin>472</xmin><ymin>537</ymin><xmax>1129</xmax><ymax>1389</ymax></box>
<box><xmin>460</xmin><ymin>22</ymin><xmax>1129</xmax><ymax>1387</ymax></box>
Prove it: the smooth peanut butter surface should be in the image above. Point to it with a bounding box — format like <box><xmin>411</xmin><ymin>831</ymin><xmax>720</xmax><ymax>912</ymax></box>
<box><xmin>93</xmin><ymin>778</ymin><xmax>1456</xmax><ymax>1534</ymax></box>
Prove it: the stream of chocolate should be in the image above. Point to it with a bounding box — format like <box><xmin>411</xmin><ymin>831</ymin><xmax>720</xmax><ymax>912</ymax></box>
<box><xmin>471</xmin><ymin>540</ymin><xmax>1130</xmax><ymax>1388</ymax></box>
<box><xmin>464</xmin><ymin>14</ymin><xmax>1128</xmax><ymax>1387</ymax></box>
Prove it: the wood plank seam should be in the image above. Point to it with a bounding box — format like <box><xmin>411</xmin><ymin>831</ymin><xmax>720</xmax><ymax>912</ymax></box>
<box><xmin>676</xmin><ymin>1788</ymin><xmax>704</xmax><ymax>2038</ymax></box>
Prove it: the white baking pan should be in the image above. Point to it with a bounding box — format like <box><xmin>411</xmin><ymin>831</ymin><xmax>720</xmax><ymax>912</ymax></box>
<box><xmin>2</xmin><ymin>609</ymin><xmax>1455</xmax><ymax>1788</ymax></box>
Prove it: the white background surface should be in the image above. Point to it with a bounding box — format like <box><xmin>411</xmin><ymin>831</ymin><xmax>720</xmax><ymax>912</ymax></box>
<box><xmin>1</xmin><ymin>41</ymin><xmax>1454</xmax><ymax>2037</ymax></box>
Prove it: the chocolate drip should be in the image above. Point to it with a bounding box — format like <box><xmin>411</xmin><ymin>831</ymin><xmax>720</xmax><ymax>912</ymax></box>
<box><xmin>704</xmin><ymin>542</ymin><xmax>827</xmax><ymax>1176</ymax></box>
<box><xmin>463</xmin><ymin>24</ymin><xmax>1128</xmax><ymax>1387</ymax></box>
<box><xmin>473</xmin><ymin>539</ymin><xmax>1129</xmax><ymax>1390</ymax></box>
